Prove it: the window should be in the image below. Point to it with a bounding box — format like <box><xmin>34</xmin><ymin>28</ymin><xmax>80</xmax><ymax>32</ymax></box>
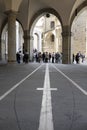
<box><xmin>51</xmin><ymin>34</ymin><xmax>55</xmax><ymax>42</ymax></box>
<box><xmin>50</xmin><ymin>21</ymin><xmax>55</xmax><ymax>29</ymax></box>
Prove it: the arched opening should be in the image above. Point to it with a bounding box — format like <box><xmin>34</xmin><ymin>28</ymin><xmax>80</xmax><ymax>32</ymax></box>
<box><xmin>1</xmin><ymin>21</ymin><xmax>24</xmax><ymax>61</ymax></box>
<box><xmin>71</xmin><ymin>7</ymin><xmax>87</xmax><ymax>64</ymax></box>
<box><xmin>30</xmin><ymin>13</ymin><xmax>62</xmax><ymax>62</ymax></box>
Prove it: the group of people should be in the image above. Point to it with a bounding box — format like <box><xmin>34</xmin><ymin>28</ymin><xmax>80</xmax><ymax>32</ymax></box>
<box><xmin>16</xmin><ymin>50</ymin><xmax>29</xmax><ymax>64</ymax></box>
<box><xmin>32</xmin><ymin>51</ymin><xmax>62</xmax><ymax>63</ymax></box>
<box><xmin>73</xmin><ymin>52</ymin><xmax>85</xmax><ymax>64</ymax></box>
<box><xmin>16</xmin><ymin>50</ymin><xmax>86</xmax><ymax>64</ymax></box>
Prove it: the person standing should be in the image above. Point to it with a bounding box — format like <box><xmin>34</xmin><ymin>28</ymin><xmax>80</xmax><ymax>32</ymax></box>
<box><xmin>23</xmin><ymin>50</ymin><xmax>29</xmax><ymax>63</ymax></box>
<box><xmin>16</xmin><ymin>51</ymin><xmax>21</xmax><ymax>63</ymax></box>
<box><xmin>52</xmin><ymin>52</ymin><xmax>55</xmax><ymax>63</ymax></box>
<box><xmin>49</xmin><ymin>53</ymin><xmax>51</xmax><ymax>62</ymax></box>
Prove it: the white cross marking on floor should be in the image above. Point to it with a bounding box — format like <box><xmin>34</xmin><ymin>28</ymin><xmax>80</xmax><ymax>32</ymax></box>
<box><xmin>37</xmin><ymin>64</ymin><xmax>57</xmax><ymax>130</ymax></box>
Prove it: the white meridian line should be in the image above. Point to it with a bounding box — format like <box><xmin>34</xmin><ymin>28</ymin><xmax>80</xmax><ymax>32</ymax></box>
<box><xmin>38</xmin><ymin>63</ymin><xmax>54</xmax><ymax>130</ymax></box>
<box><xmin>53</xmin><ymin>65</ymin><xmax>87</xmax><ymax>96</ymax></box>
<box><xmin>0</xmin><ymin>64</ymin><xmax>43</xmax><ymax>101</ymax></box>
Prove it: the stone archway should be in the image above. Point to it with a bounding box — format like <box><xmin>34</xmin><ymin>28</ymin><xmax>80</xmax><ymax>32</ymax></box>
<box><xmin>29</xmin><ymin>8</ymin><xmax>63</xmax><ymax>61</ymax></box>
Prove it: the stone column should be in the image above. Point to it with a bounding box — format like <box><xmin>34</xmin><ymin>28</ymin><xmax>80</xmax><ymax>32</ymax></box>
<box><xmin>62</xmin><ymin>25</ymin><xmax>71</xmax><ymax>64</ymax></box>
<box><xmin>0</xmin><ymin>37</ymin><xmax>1</xmax><ymax>60</ymax></box>
<box><xmin>23</xmin><ymin>30</ymin><xmax>30</xmax><ymax>54</ymax></box>
<box><xmin>6</xmin><ymin>11</ymin><xmax>17</xmax><ymax>63</ymax></box>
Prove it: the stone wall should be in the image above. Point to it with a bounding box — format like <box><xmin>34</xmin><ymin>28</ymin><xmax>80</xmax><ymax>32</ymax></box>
<box><xmin>71</xmin><ymin>11</ymin><xmax>87</xmax><ymax>57</ymax></box>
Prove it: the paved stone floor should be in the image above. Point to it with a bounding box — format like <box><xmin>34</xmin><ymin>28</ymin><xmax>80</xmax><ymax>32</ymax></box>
<box><xmin>0</xmin><ymin>62</ymin><xmax>87</xmax><ymax>130</ymax></box>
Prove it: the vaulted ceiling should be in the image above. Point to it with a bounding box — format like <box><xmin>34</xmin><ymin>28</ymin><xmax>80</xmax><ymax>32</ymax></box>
<box><xmin>0</xmin><ymin>0</ymin><xmax>86</xmax><ymax>32</ymax></box>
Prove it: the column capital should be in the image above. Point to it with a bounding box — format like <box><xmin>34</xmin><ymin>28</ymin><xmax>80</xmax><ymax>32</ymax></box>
<box><xmin>62</xmin><ymin>25</ymin><xmax>71</xmax><ymax>37</ymax></box>
<box><xmin>23</xmin><ymin>30</ymin><xmax>30</xmax><ymax>40</ymax></box>
<box><xmin>4</xmin><ymin>10</ymin><xmax>18</xmax><ymax>16</ymax></box>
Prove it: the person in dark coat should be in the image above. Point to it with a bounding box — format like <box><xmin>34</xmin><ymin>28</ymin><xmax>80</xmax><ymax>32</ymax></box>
<box><xmin>23</xmin><ymin>50</ymin><xmax>29</xmax><ymax>63</ymax></box>
<box><xmin>16</xmin><ymin>52</ymin><xmax>21</xmax><ymax>63</ymax></box>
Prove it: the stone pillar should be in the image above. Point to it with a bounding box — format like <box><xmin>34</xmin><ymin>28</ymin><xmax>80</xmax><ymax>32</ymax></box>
<box><xmin>6</xmin><ymin>11</ymin><xmax>17</xmax><ymax>63</ymax></box>
<box><xmin>0</xmin><ymin>37</ymin><xmax>1</xmax><ymax>60</ymax></box>
<box><xmin>23</xmin><ymin>30</ymin><xmax>30</xmax><ymax>54</ymax></box>
<box><xmin>62</xmin><ymin>25</ymin><xmax>71</xmax><ymax>64</ymax></box>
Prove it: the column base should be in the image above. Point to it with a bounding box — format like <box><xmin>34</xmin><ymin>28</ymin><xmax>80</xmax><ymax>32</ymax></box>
<box><xmin>8</xmin><ymin>60</ymin><xmax>16</xmax><ymax>63</ymax></box>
